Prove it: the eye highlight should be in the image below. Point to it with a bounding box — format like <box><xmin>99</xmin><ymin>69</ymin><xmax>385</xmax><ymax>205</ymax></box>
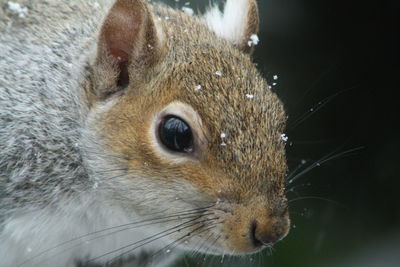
<box><xmin>158</xmin><ymin>116</ymin><xmax>194</xmax><ymax>153</ymax></box>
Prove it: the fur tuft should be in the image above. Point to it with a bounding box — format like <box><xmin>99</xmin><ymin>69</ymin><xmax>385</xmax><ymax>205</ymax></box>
<box><xmin>203</xmin><ymin>0</ymin><xmax>250</xmax><ymax>45</ymax></box>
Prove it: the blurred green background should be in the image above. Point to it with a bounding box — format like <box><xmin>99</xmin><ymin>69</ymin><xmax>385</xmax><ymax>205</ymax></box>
<box><xmin>160</xmin><ymin>0</ymin><xmax>400</xmax><ymax>266</ymax></box>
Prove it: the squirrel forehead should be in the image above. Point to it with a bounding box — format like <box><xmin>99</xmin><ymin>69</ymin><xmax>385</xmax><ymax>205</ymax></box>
<box><xmin>150</xmin><ymin>12</ymin><xmax>283</xmax><ymax>121</ymax></box>
<box><xmin>157</xmin><ymin>24</ymin><xmax>286</xmax><ymax>141</ymax></box>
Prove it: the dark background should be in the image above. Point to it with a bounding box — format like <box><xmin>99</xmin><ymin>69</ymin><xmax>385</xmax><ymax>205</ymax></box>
<box><xmin>163</xmin><ymin>0</ymin><xmax>400</xmax><ymax>266</ymax></box>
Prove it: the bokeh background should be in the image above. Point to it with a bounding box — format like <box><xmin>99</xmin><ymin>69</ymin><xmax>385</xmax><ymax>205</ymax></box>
<box><xmin>160</xmin><ymin>0</ymin><xmax>400</xmax><ymax>266</ymax></box>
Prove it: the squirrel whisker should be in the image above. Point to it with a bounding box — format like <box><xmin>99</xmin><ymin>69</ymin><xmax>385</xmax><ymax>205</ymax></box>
<box><xmin>189</xmin><ymin>231</ymin><xmax>216</xmax><ymax>259</ymax></box>
<box><xmin>288</xmin><ymin>196</ymin><xmax>344</xmax><ymax>208</ymax></box>
<box><xmin>94</xmin><ymin>217</ymin><xmax>218</xmax><ymax>264</ymax></box>
<box><xmin>286</xmin><ymin>146</ymin><xmax>364</xmax><ymax>186</ymax></box>
<box><xmin>148</xmin><ymin>221</ymin><xmax>219</xmax><ymax>262</ymax></box>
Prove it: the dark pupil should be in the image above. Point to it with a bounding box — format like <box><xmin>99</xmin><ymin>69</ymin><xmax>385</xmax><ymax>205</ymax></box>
<box><xmin>159</xmin><ymin>116</ymin><xmax>193</xmax><ymax>152</ymax></box>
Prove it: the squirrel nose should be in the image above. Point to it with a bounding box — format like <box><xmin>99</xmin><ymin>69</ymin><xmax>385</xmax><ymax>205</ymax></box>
<box><xmin>250</xmin><ymin>220</ymin><xmax>280</xmax><ymax>248</ymax></box>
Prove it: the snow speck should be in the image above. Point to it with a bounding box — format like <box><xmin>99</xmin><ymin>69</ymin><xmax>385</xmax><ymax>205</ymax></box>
<box><xmin>93</xmin><ymin>182</ymin><xmax>98</xmax><ymax>189</ymax></box>
<box><xmin>182</xmin><ymin>7</ymin><xmax>194</xmax><ymax>16</ymax></box>
<box><xmin>175</xmin><ymin>197</ymin><xmax>180</xmax><ymax>200</ymax></box>
<box><xmin>93</xmin><ymin>2</ymin><xmax>100</xmax><ymax>9</ymax></box>
<box><xmin>215</xmin><ymin>71</ymin><xmax>222</xmax><ymax>77</ymax></box>
<box><xmin>220</xmin><ymin>133</ymin><xmax>227</xmax><ymax>146</ymax></box>
<box><xmin>301</xmin><ymin>159</ymin><xmax>307</xmax><ymax>164</ymax></box>
<box><xmin>7</xmin><ymin>1</ymin><xmax>28</xmax><ymax>18</ymax></box>
<box><xmin>166</xmin><ymin>249</ymin><xmax>171</xmax><ymax>253</ymax></box>
<box><xmin>195</xmin><ymin>84</ymin><xmax>202</xmax><ymax>91</ymax></box>
<box><xmin>272</xmin><ymin>82</ymin><xmax>277</xmax><ymax>86</ymax></box>
<box><xmin>281</xmin><ymin>133</ymin><xmax>288</xmax><ymax>142</ymax></box>
<box><xmin>247</xmin><ymin>34</ymin><xmax>260</xmax><ymax>47</ymax></box>
<box><xmin>184</xmin><ymin>2</ymin><xmax>190</xmax><ymax>6</ymax></box>
<box><xmin>26</xmin><ymin>247</ymin><xmax>32</xmax><ymax>253</ymax></box>
<box><xmin>246</xmin><ymin>94</ymin><xmax>254</xmax><ymax>99</ymax></box>
<box><xmin>273</xmin><ymin>75</ymin><xmax>278</xmax><ymax>80</ymax></box>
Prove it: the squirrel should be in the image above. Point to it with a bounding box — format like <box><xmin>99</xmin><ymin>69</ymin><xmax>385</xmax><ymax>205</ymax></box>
<box><xmin>0</xmin><ymin>0</ymin><xmax>290</xmax><ymax>266</ymax></box>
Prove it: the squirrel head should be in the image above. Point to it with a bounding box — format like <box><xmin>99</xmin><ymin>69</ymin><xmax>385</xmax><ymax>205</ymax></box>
<box><xmin>84</xmin><ymin>0</ymin><xmax>289</xmax><ymax>254</ymax></box>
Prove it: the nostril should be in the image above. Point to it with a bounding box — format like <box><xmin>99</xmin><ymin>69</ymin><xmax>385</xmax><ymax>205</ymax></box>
<box><xmin>250</xmin><ymin>220</ymin><xmax>263</xmax><ymax>247</ymax></box>
<box><xmin>249</xmin><ymin>220</ymin><xmax>276</xmax><ymax>248</ymax></box>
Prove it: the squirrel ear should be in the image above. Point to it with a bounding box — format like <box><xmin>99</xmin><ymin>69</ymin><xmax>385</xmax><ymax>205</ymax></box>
<box><xmin>94</xmin><ymin>0</ymin><xmax>164</xmax><ymax>98</ymax></box>
<box><xmin>203</xmin><ymin>0</ymin><xmax>259</xmax><ymax>53</ymax></box>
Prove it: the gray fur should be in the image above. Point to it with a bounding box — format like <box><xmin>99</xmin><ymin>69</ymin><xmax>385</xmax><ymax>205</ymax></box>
<box><xmin>0</xmin><ymin>0</ymin><xmax>107</xmax><ymax>220</ymax></box>
<box><xmin>0</xmin><ymin>1</ymin><xmax>119</xmax><ymax>265</ymax></box>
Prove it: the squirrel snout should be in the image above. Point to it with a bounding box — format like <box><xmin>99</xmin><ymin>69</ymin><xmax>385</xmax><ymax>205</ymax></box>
<box><xmin>250</xmin><ymin>219</ymin><xmax>287</xmax><ymax>248</ymax></box>
<box><xmin>219</xmin><ymin>199</ymin><xmax>290</xmax><ymax>253</ymax></box>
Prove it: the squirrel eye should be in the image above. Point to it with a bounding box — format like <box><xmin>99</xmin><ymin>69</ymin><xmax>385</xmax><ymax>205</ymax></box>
<box><xmin>159</xmin><ymin>116</ymin><xmax>194</xmax><ymax>153</ymax></box>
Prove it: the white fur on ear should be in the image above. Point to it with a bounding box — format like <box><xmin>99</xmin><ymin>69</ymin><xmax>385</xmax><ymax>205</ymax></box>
<box><xmin>203</xmin><ymin>0</ymin><xmax>252</xmax><ymax>46</ymax></box>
